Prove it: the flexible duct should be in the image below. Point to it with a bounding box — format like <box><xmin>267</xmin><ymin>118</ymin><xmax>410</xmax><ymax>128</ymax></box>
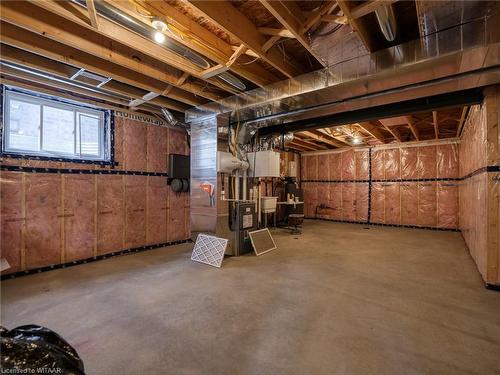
<box><xmin>258</xmin><ymin>132</ymin><xmax>294</xmax><ymax>151</ymax></box>
<box><xmin>375</xmin><ymin>4</ymin><xmax>397</xmax><ymax>42</ymax></box>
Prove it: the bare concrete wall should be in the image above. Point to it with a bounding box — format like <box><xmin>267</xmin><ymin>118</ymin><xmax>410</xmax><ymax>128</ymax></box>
<box><xmin>0</xmin><ymin>113</ymin><xmax>190</xmax><ymax>275</ymax></box>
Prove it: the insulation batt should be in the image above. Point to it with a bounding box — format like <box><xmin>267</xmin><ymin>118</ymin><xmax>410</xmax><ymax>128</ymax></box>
<box><xmin>301</xmin><ymin>143</ymin><xmax>459</xmax><ymax>229</ymax></box>
<box><xmin>0</xmin><ymin>115</ymin><xmax>190</xmax><ymax>275</ymax></box>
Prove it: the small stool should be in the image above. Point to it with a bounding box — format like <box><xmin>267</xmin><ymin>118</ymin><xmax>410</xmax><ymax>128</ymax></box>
<box><xmin>288</xmin><ymin>214</ymin><xmax>304</xmax><ymax>234</ymax></box>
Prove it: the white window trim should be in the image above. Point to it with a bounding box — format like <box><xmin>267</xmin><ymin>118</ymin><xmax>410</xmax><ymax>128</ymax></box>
<box><xmin>3</xmin><ymin>89</ymin><xmax>108</xmax><ymax>161</ymax></box>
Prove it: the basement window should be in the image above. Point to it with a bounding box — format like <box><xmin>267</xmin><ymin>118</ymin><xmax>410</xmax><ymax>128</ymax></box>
<box><xmin>2</xmin><ymin>87</ymin><xmax>111</xmax><ymax>162</ymax></box>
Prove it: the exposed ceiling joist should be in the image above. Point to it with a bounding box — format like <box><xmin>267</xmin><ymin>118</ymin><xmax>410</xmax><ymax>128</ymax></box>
<box><xmin>287</xmin><ymin>141</ymin><xmax>310</xmax><ymax>152</ymax></box>
<box><xmin>289</xmin><ymin>139</ymin><xmax>322</xmax><ymax>151</ymax></box>
<box><xmin>379</xmin><ymin>121</ymin><xmax>402</xmax><ymax>142</ymax></box>
<box><xmin>9</xmin><ymin>0</ymin><xmax>237</xmax><ymax>95</ymax></box>
<box><xmin>456</xmin><ymin>106</ymin><xmax>469</xmax><ymax>137</ymax></box>
<box><xmin>300</xmin><ymin>130</ymin><xmax>344</xmax><ymax>148</ymax></box>
<box><xmin>0</xmin><ymin>20</ymin><xmax>218</xmax><ymax>105</ymax></box>
<box><xmin>258</xmin><ymin>27</ymin><xmax>294</xmax><ymax>38</ymax></box>
<box><xmin>260</xmin><ymin>0</ymin><xmax>327</xmax><ymax>67</ymax></box>
<box><xmin>357</xmin><ymin>122</ymin><xmax>387</xmax><ymax>143</ymax></box>
<box><xmin>337</xmin><ymin>1</ymin><xmax>373</xmax><ymax>51</ymax></box>
<box><xmin>0</xmin><ymin>44</ymin><xmax>189</xmax><ymax>112</ymax></box>
<box><xmin>187</xmin><ymin>0</ymin><xmax>303</xmax><ymax>78</ymax></box>
<box><xmin>350</xmin><ymin>0</ymin><xmax>399</xmax><ymax>19</ymax></box>
<box><xmin>293</xmin><ymin>135</ymin><xmax>329</xmax><ymax>150</ymax></box>
<box><xmin>433</xmin><ymin>111</ymin><xmax>439</xmax><ymax>139</ymax></box>
<box><xmin>85</xmin><ymin>0</ymin><xmax>99</xmax><ymax>29</ymax></box>
<box><xmin>321</xmin><ymin>14</ymin><xmax>347</xmax><ymax>24</ymax></box>
<box><xmin>301</xmin><ymin>1</ymin><xmax>338</xmax><ymax>33</ymax></box>
<box><xmin>117</xmin><ymin>0</ymin><xmax>277</xmax><ymax>87</ymax></box>
<box><xmin>317</xmin><ymin>128</ymin><xmax>351</xmax><ymax>146</ymax></box>
<box><xmin>405</xmin><ymin>115</ymin><xmax>420</xmax><ymax>141</ymax></box>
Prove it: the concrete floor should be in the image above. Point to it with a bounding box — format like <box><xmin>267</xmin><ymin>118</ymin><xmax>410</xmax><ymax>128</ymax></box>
<box><xmin>2</xmin><ymin>221</ymin><xmax>500</xmax><ymax>375</ymax></box>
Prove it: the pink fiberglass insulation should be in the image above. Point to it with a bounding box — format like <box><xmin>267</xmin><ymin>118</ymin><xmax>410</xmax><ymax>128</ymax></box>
<box><xmin>168</xmin><ymin>189</ymin><xmax>189</xmax><ymax>242</ymax></box>
<box><xmin>417</xmin><ymin>146</ymin><xmax>437</xmax><ymax>179</ymax></box>
<box><xmin>371</xmin><ymin>149</ymin><xmax>385</xmax><ymax>180</ymax></box>
<box><xmin>0</xmin><ymin>172</ymin><xmax>23</xmax><ymax>272</ymax></box>
<box><xmin>385</xmin><ymin>148</ymin><xmax>401</xmax><ymax>180</ymax></box>
<box><xmin>437</xmin><ymin>144</ymin><xmax>459</xmax><ymax>178</ymax></box>
<box><xmin>341</xmin><ymin>149</ymin><xmax>355</xmax><ymax>180</ymax></box>
<box><xmin>341</xmin><ymin>183</ymin><xmax>356</xmax><ymax>221</ymax></box>
<box><xmin>329</xmin><ymin>184</ymin><xmax>342</xmax><ymax>220</ymax></box>
<box><xmin>147</xmin><ymin>176</ymin><xmax>169</xmax><ymax>245</ymax></box>
<box><xmin>384</xmin><ymin>183</ymin><xmax>401</xmax><ymax>225</ymax></box>
<box><xmin>301</xmin><ymin>141</ymin><xmax>459</xmax><ymax>229</ymax></box>
<box><xmin>147</xmin><ymin>125</ymin><xmax>168</xmax><ymax>173</ymax></box>
<box><xmin>1</xmin><ymin>114</ymin><xmax>190</xmax><ymax>275</ymax></box>
<box><xmin>25</xmin><ymin>174</ymin><xmax>61</xmax><ymax>269</ymax></box>
<box><xmin>307</xmin><ymin>155</ymin><xmax>318</xmax><ymax>180</ymax></box>
<box><xmin>417</xmin><ymin>182</ymin><xmax>437</xmax><ymax>227</ymax></box>
<box><xmin>318</xmin><ymin>154</ymin><xmax>329</xmax><ymax>180</ymax></box>
<box><xmin>123</xmin><ymin>117</ymin><xmax>147</xmax><ymax>171</ymax></box>
<box><xmin>370</xmin><ymin>182</ymin><xmax>385</xmax><ymax>223</ymax></box>
<box><xmin>97</xmin><ymin>175</ymin><xmax>124</xmax><ymax>255</ymax></box>
<box><xmin>356</xmin><ymin>150</ymin><xmax>369</xmax><ymax>180</ymax></box>
<box><xmin>355</xmin><ymin>183</ymin><xmax>369</xmax><ymax>222</ymax></box>
<box><xmin>63</xmin><ymin>175</ymin><xmax>95</xmax><ymax>262</ymax></box>
<box><xmin>437</xmin><ymin>182</ymin><xmax>459</xmax><ymax>229</ymax></box>
<box><xmin>401</xmin><ymin>182</ymin><xmax>419</xmax><ymax>225</ymax></box>
<box><xmin>401</xmin><ymin>147</ymin><xmax>418</xmax><ymax>179</ymax></box>
<box><xmin>458</xmin><ymin>102</ymin><xmax>492</xmax><ymax>282</ymax></box>
<box><xmin>125</xmin><ymin>175</ymin><xmax>147</xmax><ymax>248</ymax></box>
<box><xmin>329</xmin><ymin>153</ymin><xmax>341</xmax><ymax>180</ymax></box>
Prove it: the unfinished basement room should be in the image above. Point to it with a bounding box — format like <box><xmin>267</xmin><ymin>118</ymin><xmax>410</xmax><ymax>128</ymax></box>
<box><xmin>1</xmin><ymin>0</ymin><xmax>499</xmax><ymax>374</ymax></box>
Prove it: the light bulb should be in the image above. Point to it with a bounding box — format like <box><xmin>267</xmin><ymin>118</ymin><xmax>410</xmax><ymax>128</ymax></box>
<box><xmin>352</xmin><ymin>136</ymin><xmax>362</xmax><ymax>144</ymax></box>
<box><xmin>154</xmin><ymin>31</ymin><xmax>165</xmax><ymax>44</ymax></box>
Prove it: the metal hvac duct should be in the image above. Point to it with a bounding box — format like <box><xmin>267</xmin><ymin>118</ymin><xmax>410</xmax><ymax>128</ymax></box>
<box><xmin>73</xmin><ymin>0</ymin><xmax>246</xmax><ymax>91</ymax></box>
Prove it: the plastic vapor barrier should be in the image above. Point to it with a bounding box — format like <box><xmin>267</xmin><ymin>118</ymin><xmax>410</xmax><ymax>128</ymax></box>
<box><xmin>301</xmin><ymin>143</ymin><xmax>459</xmax><ymax>229</ymax></box>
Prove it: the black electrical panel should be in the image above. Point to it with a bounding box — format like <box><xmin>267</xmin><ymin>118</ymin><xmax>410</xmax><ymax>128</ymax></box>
<box><xmin>168</xmin><ymin>154</ymin><xmax>190</xmax><ymax>179</ymax></box>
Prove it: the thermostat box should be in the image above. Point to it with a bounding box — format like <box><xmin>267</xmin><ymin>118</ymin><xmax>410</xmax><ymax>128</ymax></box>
<box><xmin>247</xmin><ymin>151</ymin><xmax>280</xmax><ymax>177</ymax></box>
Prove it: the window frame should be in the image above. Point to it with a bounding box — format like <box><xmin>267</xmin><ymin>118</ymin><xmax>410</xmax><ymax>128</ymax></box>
<box><xmin>1</xmin><ymin>85</ymin><xmax>114</xmax><ymax>164</ymax></box>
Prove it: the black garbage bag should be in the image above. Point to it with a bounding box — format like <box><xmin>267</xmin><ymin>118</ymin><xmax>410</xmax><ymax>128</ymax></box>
<box><xmin>0</xmin><ymin>325</ymin><xmax>85</xmax><ymax>374</ymax></box>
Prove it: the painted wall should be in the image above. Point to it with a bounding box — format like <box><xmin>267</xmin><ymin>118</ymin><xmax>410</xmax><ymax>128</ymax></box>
<box><xmin>459</xmin><ymin>88</ymin><xmax>499</xmax><ymax>286</ymax></box>
<box><xmin>1</xmin><ymin>112</ymin><xmax>190</xmax><ymax>275</ymax></box>
<box><xmin>301</xmin><ymin>142</ymin><xmax>459</xmax><ymax>229</ymax></box>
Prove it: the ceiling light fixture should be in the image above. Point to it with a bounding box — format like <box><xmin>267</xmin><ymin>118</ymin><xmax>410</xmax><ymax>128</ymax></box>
<box><xmin>152</xmin><ymin>17</ymin><xmax>168</xmax><ymax>44</ymax></box>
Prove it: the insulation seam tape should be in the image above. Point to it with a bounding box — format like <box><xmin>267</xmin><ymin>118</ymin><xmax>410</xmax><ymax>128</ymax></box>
<box><xmin>305</xmin><ymin>217</ymin><xmax>461</xmax><ymax>232</ymax></box>
<box><xmin>1</xmin><ymin>239</ymin><xmax>193</xmax><ymax>280</ymax></box>
<box><xmin>0</xmin><ymin>165</ymin><xmax>169</xmax><ymax>177</ymax></box>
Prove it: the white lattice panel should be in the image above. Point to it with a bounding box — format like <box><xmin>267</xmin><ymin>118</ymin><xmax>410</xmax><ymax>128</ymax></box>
<box><xmin>191</xmin><ymin>234</ymin><xmax>228</xmax><ymax>268</ymax></box>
